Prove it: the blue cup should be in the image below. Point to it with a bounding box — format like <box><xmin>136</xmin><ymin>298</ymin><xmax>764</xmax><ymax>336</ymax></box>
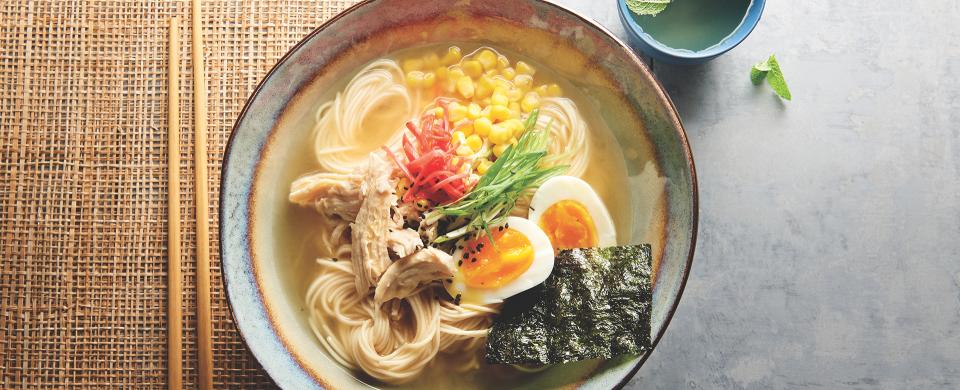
<box><xmin>617</xmin><ymin>0</ymin><xmax>765</xmax><ymax>65</ymax></box>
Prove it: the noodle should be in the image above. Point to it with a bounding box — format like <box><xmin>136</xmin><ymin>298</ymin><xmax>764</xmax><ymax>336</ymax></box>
<box><xmin>537</xmin><ymin>97</ymin><xmax>590</xmax><ymax>178</ymax></box>
<box><xmin>313</xmin><ymin>60</ymin><xmax>417</xmax><ymax>174</ymax></box>
<box><xmin>305</xmin><ymin>220</ymin><xmax>497</xmax><ymax>384</ymax></box>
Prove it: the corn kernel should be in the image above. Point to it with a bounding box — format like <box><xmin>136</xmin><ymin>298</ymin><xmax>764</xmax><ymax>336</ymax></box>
<box><xmin>509</xmin><ymin>102</ymin><xmax>521</xmax><ymax>118</ymax></box>
<box><xmin>477</xmin><ymin>159</ymin><xmax>493</xmax><ymax>175</ymax></box>
<box><xmin>423</xmin><ymin>53</ymin><xmax>440</xmax><ymax>69</ymax></box>
<box><xmin>489</xmin><ymin>123</ymin><xmax>512</xmax><ymax>144</ymax></box>
<box><xmin>462</xmin><ymin>60</ymin><xmax>483</xmax><ymax>78</ymax></box>
<box><xmin>490</xmin><ymin>105</ymin><xmax>511</xmax><ymax>121</ymax></box>
<box><xmin>435</xmin><ymin>66</ymin><xmax>448</xmax><ymax>80</ymax></box>
<box><xmin>423</xmin><ymin>72</ymin><xmax>436</xmax><ymax>88</ymax></box>
<box><xmin>467</xmin><ymin>103</ymin><xmax>482</xmax><ymax>119</ymax></box>
<box><xmin>474</xmin><ymin>117</ymin><xmax>493</xmax><ymax>137</ymax></box>
<box><xmin>507</xmin><ymin>88</ymin><xmax>523</xmax><ymax>102</ymax></box>
<box><xmin>491</xmin><ymin>91</ymin><xmax>509</xmax><ymax>107</ymax></box>
<box><xmin>441</xmin><ymin>46</ymin><xmax>462</xmax><ymax>65</ymax></box>
<box><xmin>448</xmin><ymin>102</ymin><xmax>467</xmax><ymax>122</ymax></box>
<box><xmin>415</xmin><ymin>198</ymin><xmax>432</xmax><ymax>211</ymax></box>
<box><xmin>497</xmin><ymin>55</ymin><xmax>510</xmax><ymax>70</ymax></box>
<box><xmin>509</xmin><ymin>137</ymin><xmax>518</xmax><ymax>145</ymax></box>
<box><xmin>456</xmin><ymin>77</ymin><xmax>475</xmax><ymax>98</ymax></box>
<box><xmin>481</xmin><ymin>105</ymin><xmax>492</xmax><ymax>118</ymax></box>
<box><xmin>501</xmin><ymin>67</ymin><xmax>516</xmax><ymax>81</ymax></box>
<box><xmin>516</xmin><ymin>60</ymin><xmax>536</xmax><ymax>75</ymax></box>
<box><xmin>406</xmin><ymin>71</ymin><xmax>424</xmax><ymax>88</ymax></box>
<box><xmin>476</xmin><ymin>49</ymin><xmax>498</xmax><ymax>70</ymax></box>
<box><xmin>493</xmin><ymin>143</ymin><xmax>509</xmax><ymax>157</ymax></box>
<box><xmin>403</xmin><ymin>58</ymin><xmax>424</xmax><ymax>73</ymax></box>
<box><xmin>513</xmin><ymin>74</ymin><xmax>533</xmax><ymax>91</ymax></box>
<box><xmin>456</xmin><ymin>145</ymin><xmax>473</xmax><ymax>156</ymax></box>
<box><xmin>534</xmin><ymin>85</ymin><xmax>549</xmax><ymax>97</ymax></box>
<box><xmin>448</xmin><ymin>66</ymin><xmax>465</xmax><ymax>80</ymax></box>
<box><xmin>504</xmin><ymin>118</ymin><xmax>526</xmax><ymax>137</ymax></box>
<box><xmin>494</xmin><ymin>84</ymin><xmax>515</xmax><ymax>101</ymax></box>
<box><xmin>485</xmin><ymin>68</ymin><xmax>499</xmax><ymax>77</ymax></box>
<box><xmin>433</xmin><ymin>106</ymin><xmax>445</xmax><ymax>117</ymax></box>
<box><xmin>452</xmin><ymin>130</ymin><xmax>467</xmax><ymax>145</ymax></box>
<box><xmin>475</xmin><ymin>75</ymin><xmax>495</xmax><ymax>99</ymax></box>
<box><xmin>458</xmin><ymin>121</ymin><xmax>474</xmax><ymax>136</ymax></box>
<box><xmin>546</xmin><ymin>83</ymin><xmax>563</xmax><ymax>97</ymax></box>
<box><xmin>521</xmin><ymin>91</ymin><xmax>540</xmax><ymax>113</ymax></box>
<box><xmin>466</xmin><ymin>134</ymin><xmax>483</xmax><ymax>151</ymax></box>
<box><xmin>480</xmin><ymin>97</ymin><xmax>491</xmax><ymax>106</ymax></box>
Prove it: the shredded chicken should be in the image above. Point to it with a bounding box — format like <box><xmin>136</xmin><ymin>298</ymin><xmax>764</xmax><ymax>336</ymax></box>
<box><xmin>387</xmin><ymin>228</ymin><xmax>422</xmax><ymax>259</ymax></box>
<box><xmin>350</xmin><ymin>153</ymin><xmax>397</xmax><ymax>294</ymax></box>
<box><xmin>374</xmin><ymin>247</ymin><xmax>455</xmax><ymax>305</ymax></box>
<box><xmin>289</xmin><ymin>172</ymin><xmax>363</xmax><ymax>220</ymax></box>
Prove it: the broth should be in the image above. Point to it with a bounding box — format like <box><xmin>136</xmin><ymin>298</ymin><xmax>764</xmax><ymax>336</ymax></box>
<box><xmin>632</xmin><ymin>0</ymin><xmax>752</xmax><ymax>52</ymax></box>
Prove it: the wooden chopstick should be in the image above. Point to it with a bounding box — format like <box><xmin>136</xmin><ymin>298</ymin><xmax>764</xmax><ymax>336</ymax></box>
<box><xmin>167</xmin><ymin>16</ymin><xmax>183</xmax><ymax>390</ymax></box>
<box><xmin>191</xmin><ymin>0</ymin><xmax>214</xmax><ymax>388</ymax></box>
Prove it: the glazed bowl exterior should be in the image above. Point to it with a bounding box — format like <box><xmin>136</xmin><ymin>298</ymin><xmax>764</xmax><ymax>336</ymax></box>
<box><xmin>220</xmin><ymin>0</ymin><xmax>698</xmax><ymax>388</ymax></box>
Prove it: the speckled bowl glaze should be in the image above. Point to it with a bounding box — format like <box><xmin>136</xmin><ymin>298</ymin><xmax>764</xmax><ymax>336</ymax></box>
<box><xmin>220</xmin><ymin>0</ymin><xmax>698</xmax><ymax>388</ymax></box>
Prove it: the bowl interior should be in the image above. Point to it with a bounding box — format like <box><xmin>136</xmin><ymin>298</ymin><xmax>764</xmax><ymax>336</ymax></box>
<box><xmin>221</xmin><ymin>1</ymin><xmax>697</xmax><ymax>388</ymax></box>
<box><xmin>617</xmin><ymin>0</ymin><xmax>765</xmax><ymax>63</ymax></box>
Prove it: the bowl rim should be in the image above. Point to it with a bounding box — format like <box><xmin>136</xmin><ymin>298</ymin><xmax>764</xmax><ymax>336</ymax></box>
<box><xmin>219</xmin><ymin>0</ymin><xmax>699</xmax><ymax>388</ymax></box>
<box><xmin>616</xmin><ymin>0</ymin><xmax>766</xmax><ymax>61</ymax></box>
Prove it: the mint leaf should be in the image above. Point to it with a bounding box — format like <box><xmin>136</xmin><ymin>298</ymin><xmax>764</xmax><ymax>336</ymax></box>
<box><xmin>749</xmin><ymin>67</ymin><xmax>766</xmax><ymax>85</ymax></box>
<box><xmin>750</xmin><ymin>62</ymin><xmax>770</xmax><ymax>85</ymax></box>
<box><xmin>626</xmin><ymin>0</ymin><xmax>672</xmax><ymax>16</ymax></box>
<box><xmin>751</xmin><ymin>55</ymin><xmax>791</xmax><ymax>100</ymax></box>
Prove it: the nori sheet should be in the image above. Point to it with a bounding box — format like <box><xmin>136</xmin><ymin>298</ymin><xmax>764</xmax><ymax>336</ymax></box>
<box><xmin>485</xmin><ymin>244</ymin><xmax>653</xmax><ymax>366</ymax></box>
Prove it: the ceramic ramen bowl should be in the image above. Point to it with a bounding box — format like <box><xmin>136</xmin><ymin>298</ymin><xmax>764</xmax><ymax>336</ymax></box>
<box><xmin>220</xmin><ymin>0</ymin><xmax>698</xmax><ymax>388</ymax></box>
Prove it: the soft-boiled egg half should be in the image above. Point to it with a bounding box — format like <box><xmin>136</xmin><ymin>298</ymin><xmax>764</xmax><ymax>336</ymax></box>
<box><xmin>528</xmin><ymin>176</ymin><xmax>617</xmax><ymax>250</ymax></box>
<box><xmin>445</xmin><ymin>216</ymin><xmax>554</xmax><ymax>304</ymax></box>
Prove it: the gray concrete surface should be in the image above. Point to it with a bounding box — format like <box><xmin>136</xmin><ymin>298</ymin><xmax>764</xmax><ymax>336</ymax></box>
<box><xmin>553</xmin><ymin>0</ymin><xmax>960</xmax><ymax>388</ymax></box>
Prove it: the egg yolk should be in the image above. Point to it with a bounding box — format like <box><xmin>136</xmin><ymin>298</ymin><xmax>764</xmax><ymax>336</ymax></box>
<box><xmin>460</xmin><ymin>228</ymin><xmax>534</xmax><ymax>289</ymax></box>
<box><xmin>537</xmin><ymin>200</ymin><xmax>598</xmax><ymax>250</ymax></box>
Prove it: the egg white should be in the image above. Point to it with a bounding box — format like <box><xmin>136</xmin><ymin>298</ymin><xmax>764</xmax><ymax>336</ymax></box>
<box><xmin>528</xmin><ymin>175</ymin><xmax>617</xmax><ymax>248</ymax></box>
<box><xmin>444</xmin><ymin>216</ymin><xmax>554</xmax><ymax>305</ymax></box>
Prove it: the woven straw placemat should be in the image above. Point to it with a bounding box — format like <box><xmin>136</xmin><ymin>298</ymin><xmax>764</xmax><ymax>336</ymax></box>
<box><xmin>0</xmin><ymin>1</ymin><xmax>357</xmax><ymax>387</ymax></box>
